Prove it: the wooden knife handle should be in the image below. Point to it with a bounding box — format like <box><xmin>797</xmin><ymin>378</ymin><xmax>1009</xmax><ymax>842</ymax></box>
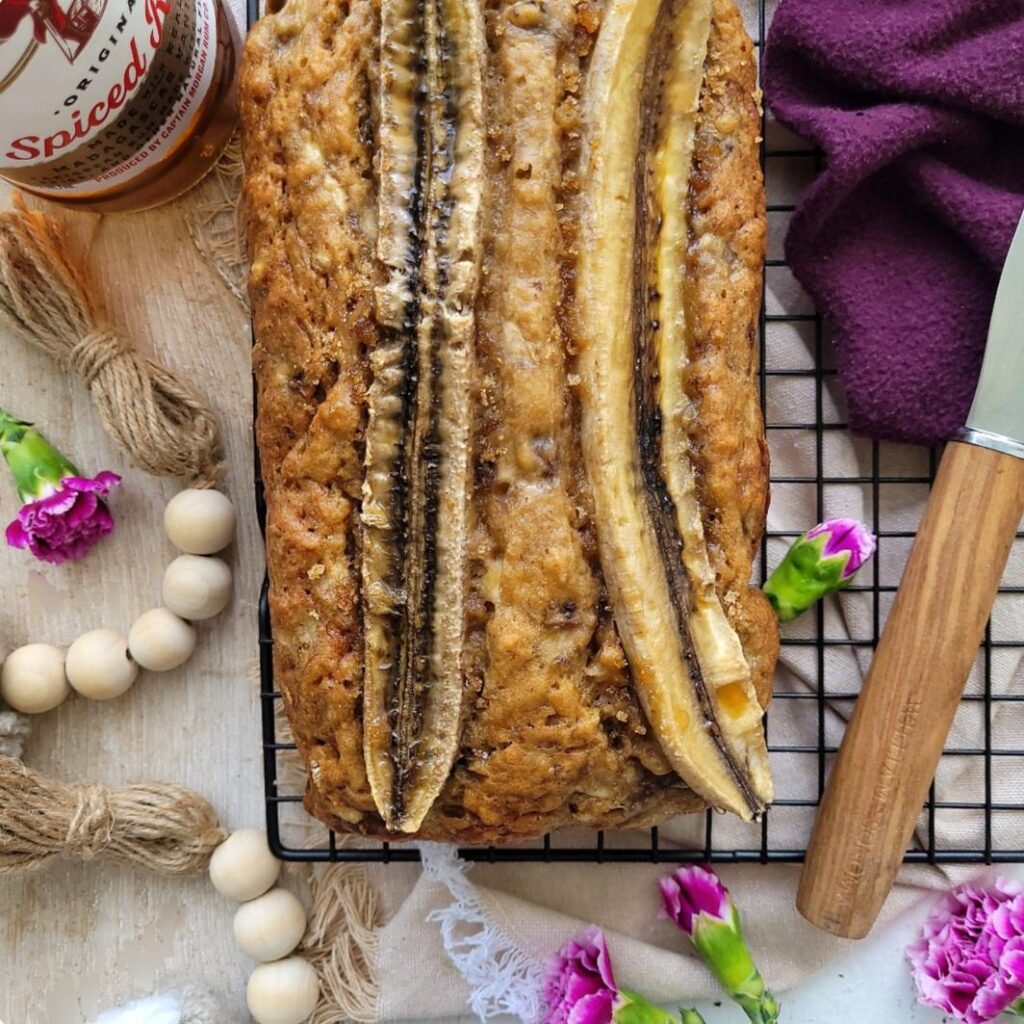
<box><xmin>798</xmin><ymin>441</ymin><xmax>1024</xmax><ymax>938</ymax></box>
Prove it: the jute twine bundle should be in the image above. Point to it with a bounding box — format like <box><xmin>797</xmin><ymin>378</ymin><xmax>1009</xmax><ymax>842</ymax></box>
<box><xmin>0</xmin><ymin>754</ymin><xmax>226</xmax><ymax>875</ymax></box>
<box><xmin>0</xmin><ymin>197</ymin><xmax>224</xmax><ymax>488</ymax></box>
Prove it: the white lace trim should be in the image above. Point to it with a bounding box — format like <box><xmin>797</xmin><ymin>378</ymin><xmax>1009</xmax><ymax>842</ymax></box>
<box><xmin>420</xmin><ymin>843</ymin><xmax>546</xmax><ymax>1023</ymax></box>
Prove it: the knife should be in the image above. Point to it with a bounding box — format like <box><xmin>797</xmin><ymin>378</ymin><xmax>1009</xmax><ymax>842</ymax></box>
<box><xmin>797</xmin><ymin>211</ymin><xmax>1024</xmax><ymax>939</ymax></box>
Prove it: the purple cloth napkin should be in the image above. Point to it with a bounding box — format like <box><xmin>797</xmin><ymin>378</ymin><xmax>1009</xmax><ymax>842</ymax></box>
<box><xmin>764</xmin><ymin>0</ymin><xmax>1024</xmax><ymax>446</ymax></box>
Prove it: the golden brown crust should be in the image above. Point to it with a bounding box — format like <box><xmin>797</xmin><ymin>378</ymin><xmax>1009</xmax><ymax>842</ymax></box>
<box><xmin>687</xmin><ymin>0</ymin><xmax>778</xmax><ymax>706</ymax></box>
<box><xmin>242</xmin><ymin>0</ymin><xmax>773</xmax><ymax>845</ymax></box>
<box><xmin>242</xmin><ymin>0</ymin><xmax>378</xmax><ymax>822</ymax></box>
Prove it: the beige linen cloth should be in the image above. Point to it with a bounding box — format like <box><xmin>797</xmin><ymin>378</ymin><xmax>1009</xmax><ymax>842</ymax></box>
<box><xmin>226</xmin><ymin>1</ymin><xmax>1024</xmax><ymax>1019</ymax></box>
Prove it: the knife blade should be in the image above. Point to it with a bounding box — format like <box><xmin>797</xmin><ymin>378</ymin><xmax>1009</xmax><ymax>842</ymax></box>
<box><xmin>797</xmin><ymin>209</ymin><xmax>1024</xmax><ymax>939</ymax></box>
<box><xmin>964</xmin><ymin>212</ymin><xmax>1024</xmax><ymax>455</ymax></box>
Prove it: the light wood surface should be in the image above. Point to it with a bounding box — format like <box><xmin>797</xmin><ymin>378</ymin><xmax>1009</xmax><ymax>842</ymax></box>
<box><xmin>0</xmin><ymin>181</ymin><xmax>263</xmax><ymax>1023</ymax></box>
<box><xmin>798</xmin><ymin>441</ymin><xmax>1024</xmax><ymax>939</ymax></box>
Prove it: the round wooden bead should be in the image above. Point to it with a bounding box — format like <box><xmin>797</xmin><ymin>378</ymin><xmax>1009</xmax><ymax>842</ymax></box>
<box><xmin>246</xmin><ymin>957</ymin><xmax>320</xmax><ymax>1024</ymax></box>
<box><xmin>128</xmin><ymin>608</ymin><xmax>197</xmax><ymax>672</ymax></box>
<box><xmin>162</xmin><ymin>555</ymin><xmax>232</xmax><ymax>621</ymax></box>
<box><xmin>233</xmin><ymin>888</ymin><xmax>308</xmax><ymax>962</ymax></box>
<box><xmin>65</xmin><ymin>629</ymin><xmax>138</xmax><ymax>701</ymax></box>
<box><xmin>209</xmin><ymin>828</ymin><xmax>280</xmax><ymax>902</ymax></box>
<box><xmin>164</xmin><ymin>489</ymin><xmax>237</xmax><ymax>555</ymax></box>
<box><xmin>0</xmin><ymin>643</ymin><xmax>70</xmax><ymax>714</ymax></box>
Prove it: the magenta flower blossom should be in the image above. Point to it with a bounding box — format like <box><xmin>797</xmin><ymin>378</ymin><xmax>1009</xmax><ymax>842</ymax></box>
<box><xmin>660</xmin><ymin>867</ymin><xmax>779</xmax><ymax>1024</ymax></box>
<box><xmin>659</xmin><ymin>865</ymin><xmax>731</xmax><ymax>937</ymax></box>
<box><xmin>764</xmin><ymin>516</ymin><xmax>877</xmax><ymax>621</ymax></box>
<box><xmin>6</xmin><ymin>472</ymin><xmax>121</xmax><ymax>564</ymax></box>
<box><xmin>805</xmin><ymin>517</ymin><xmax>877</xmax><ymax>579</ymax></box>
<box><xmin>907</xmin><ymin>878</ymin><xmax>1024</xmax><ymax>1024</ymax></box>
<box><xmin>544</xmin><ymin>927</ymin><xmax>705</xmax><ymax>1024</ymax></box>
<box><xmin>0</xmin><ymin>410</ymin><xmax>120</xmax><ymax>565</ymax></box>
<box><xmin>545</xmin><ymin>927</ymin><xmax>618</xmax><ymax>1024</ymax></box>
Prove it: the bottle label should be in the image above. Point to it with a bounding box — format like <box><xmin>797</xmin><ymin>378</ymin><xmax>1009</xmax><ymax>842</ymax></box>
<box><xmin>0</xmin><ymin>0</ymin><xmax>217</xmax><ymax>195</ymax></box>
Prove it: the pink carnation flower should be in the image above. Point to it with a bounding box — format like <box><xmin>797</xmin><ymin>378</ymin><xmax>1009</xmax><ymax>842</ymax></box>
<box><xmin>659</xmin><ymin>865</ymin><xmax>732</xmax><ymax>936</ymax></box>
<box><xmin>0</xmin><ymin>410</ymin><xmax>120</xmax><ymax>566</ymax></box>
<box><xmin>805</xmin><ymin>517</ymin><xmax>877</xmax><ymax>580</ymax></box>
<box><xmin>659</xmin><ymin>866</ymin><xmax>779</xmax><ymax>1024</ymax></box>
<box><xmin>765</xmin><ymin>516</ymin><xmax>877</xmax><ymax>621</ymax></box>
<box><xmin>543</xmin><ymin>926</ymin><xmax>710</xmax><ymax>1024</ymax></box>
<box><xmin>545</xmin><ymin>927</ymin><xmax>617</xmax><ymax>1024</ymax></box>
<box><xmin>6</xmin><ymin>472</ymin><xmax>121</xmax><ymax>565</ymax></box>
<box><xmin>907</xmin><ymin>878</ymin><xmax>1024</xmax><ymax>1024</ymax></box>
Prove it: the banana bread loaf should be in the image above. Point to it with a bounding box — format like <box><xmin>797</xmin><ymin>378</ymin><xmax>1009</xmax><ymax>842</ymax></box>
<box><xmin>241</xmin><ymin>0</ymin><xmax>777</xmax><ymax>844</ymax></box>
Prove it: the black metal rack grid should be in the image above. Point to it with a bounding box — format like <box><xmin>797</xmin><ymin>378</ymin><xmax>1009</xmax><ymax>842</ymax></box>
<box><xmin>255</xmin><ymin>0</ymin><xmax>1024</xmax><ymax>864</ymax></box>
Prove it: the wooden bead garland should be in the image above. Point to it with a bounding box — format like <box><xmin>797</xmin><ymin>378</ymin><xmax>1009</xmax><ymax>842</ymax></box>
<box><xmin>0</xmin><ymin>488</ymin><xmax>235</xmax><ymax>715</ymax></box>
<box><xmin>209</xmin><ymin>828</ymin><xmax>319</xmax><ymax>1024</ymax></box>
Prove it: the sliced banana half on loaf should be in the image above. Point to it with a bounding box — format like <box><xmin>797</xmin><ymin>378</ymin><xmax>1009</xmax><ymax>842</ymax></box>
<box><xmin>575</xmin><ymin>0</ymin><xmax>772</xmax><ymax>820</ymax></box>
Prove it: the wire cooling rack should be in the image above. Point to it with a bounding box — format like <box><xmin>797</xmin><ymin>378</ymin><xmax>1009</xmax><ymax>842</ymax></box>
<box><xmin>255</xmin><ymin>0</ymin><xmax>1024</xmax><ymax>864</ymax></box>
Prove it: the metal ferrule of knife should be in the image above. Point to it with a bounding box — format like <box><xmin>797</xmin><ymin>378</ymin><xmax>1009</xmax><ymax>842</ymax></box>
<box><xmin>958</xmin><ymin>426</ymin><xmax>1024</xmax><ymax>461</ymax></box>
